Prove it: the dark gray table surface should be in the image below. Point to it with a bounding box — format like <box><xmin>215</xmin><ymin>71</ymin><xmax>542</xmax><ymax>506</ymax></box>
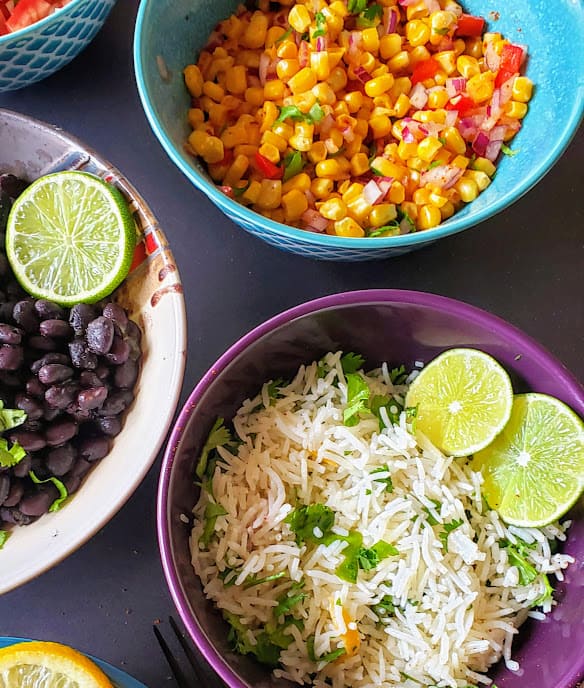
<box><xmin>0</xmin><ymin>1</ymin><xmax>582</xmax><ymax>686</ymax></box>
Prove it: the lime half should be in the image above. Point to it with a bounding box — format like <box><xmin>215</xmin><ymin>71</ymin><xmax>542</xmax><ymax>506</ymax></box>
<box><xmin>405</xmin><ymin>348</ymin><xmax>513</xmax><ymax>457</ymax></box>
<box><xmin>472</xmin><ymin>393</ymin><xmax>584</xmax><ymax>527</ymax></box>
<box><xmin>6</xmin><ymin>171</ymin><xmax>136</xmax><ymax>306</ymax></box>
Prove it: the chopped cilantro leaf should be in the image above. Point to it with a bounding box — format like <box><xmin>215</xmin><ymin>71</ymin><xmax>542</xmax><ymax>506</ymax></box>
<box><xmin>244</xmin><ymin>571</ymin><xmax>286</xmax><ymax>588</ymax></box>
<box><xmin>266</xmin><ymin>377</ymin><xmax>287</xmax><ymax>401</ymax></box>
<box><xmin>219</xmin><ymin>567</ymin><xmax>239</xmax><ymax>587</ymax></box>
<box><xmin>389</xmin><ymin>364</ymin><xmax>408</xmax><ymax>384</ymax></box>
<box><xmin>500</xmin><ymin>539</ymin><xmax>538</xmax><ymax>585</ymax></box>
<box><xmin>340</xmin><ymin>352</ymin><xmax>365</xmax><ymax>374</ymax></box>
<box><xmin>224</xmin><ymin>612</ymin><xmax>282</xmax><ymax>667</ymax></box>
<box><xmin>530</xmin><ymin>574</ymin><xmax>554</xmax><ymax>608</ymax></box>
<box><xmin>285</xmin><ymin>503</ymin><xmax>335</xmax><ymax>545</ymax></box>
<box><xmin>276</xmin><ymin>105</ymin><xmax>308</xmax><ymax>123</ymax></box>
<box><xmin>422</xmin><ymin>499</ymin><xmax>442</xmax><ymax>526</ymax></box>
<box><xmin>199</xmin><ymin>501</ymin><xmax>228</xmax><ymax>549</ymax></box>
<box><xmin>372</xmin><ymin>595</ymin><xmax>396</xmax><ymax>618</ymax></box>
<box><xmin>196</xmin><ymin>417</ymin><xmax>232</xmax><ymax>479</ymax></box>
<box><xmin>307</xmin><ymin>635</ymin><xmax>346</xmax><ymax>664</ymax></box>
<box><xmin>368</xmin><ymin>223</ymin><xmax>400</xmax><ymax>238</ymax></box>
<box><xmin>371</xmin><ymin>464</ymin><xmax>394</xmax><ymax>492</ymax></box>
<box><xmin>275</xmin><ymin>27</ymin><xmax>293</xmax><ymax>44</ymax></box>
<box><xmin>0</xmin><ymin>401</ymin><xmax>26</xmax><ymax>433</ymax></box>
<box><xmin>427</xmin><ymin>160</ymin><xmax>442</xmax><ymax>170</ymax></box>
<box><xmin>308</xmin><ymin>102</ymin><xmax>325</xmax><ymax>122</ymax></box>
<box><xmin>437</xmin><ymin>136</ymin><xmax>447</xmax><ymax>145</ymax></box>
<box><xmin>347</xmin><ymin>0</ymin><xmax>367</xmax><ymax>14</ymax></box>
<box><xmin>357</xmin><ymin>3</ymin><xmax>382</xmax><ymax>26</ymax></box>
<box><xmin>343</xmin><ymin>373</ymin><xmax>370</xmax><ymax>426</ymax></box>
<box><xmin>439</xmin><ymin>518</ymin><xmax>463</xmax><ymax>552</ymax></box>
<box><xmin>312</xmin><ymin>11</ymin><xmax>327</xmax><ymax>37</ymax></box>
<box><xmin>501</xmin><ymin>143</ymin><xmax>520</xmax><ymax>156</ymax></box>
<box><xmin>0</xmin><ymin>437</ymin><xmax>26</xmax><ymax>468</ymax></box>
<box><xmin>283</xmin><ymin>151</ymin><xmax>304</xmax><ymax>182</ymax></box>
<box><xmin>274</xmin><ymin>587</ymin><xmax>307</xmax><ymax>617</ymax></box>
<box><xmin>28</xmin><ymin>471</ymin><xmax>68</xmax><ymax>512</ymax></box>
<box><xmin>0</xmin><ymin>530</ymin><xmax>9</xmax><ymax>549</ymax></box>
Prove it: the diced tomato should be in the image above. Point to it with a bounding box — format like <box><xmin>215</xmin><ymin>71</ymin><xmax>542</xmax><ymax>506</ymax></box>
<box><xmin>6</xmin><ymin>0</ymin><xmax>52</xmax><ymax>31</ymax></box>
<box><xmin>254</xmin><ymin>151</ymin><xmax>283</xmax><ymax>180</ymax></box>
<box><xmin>495</xmin><ymin>43</ymin><xmax>525</xmax><ymax>87</ymax></box>
<box><xmin>446</xmin><ymin>94</ymin><xmax>476</xmax><ymax>117</ymax></box>
<box><xmin>455</xmin><ymin>14</ymin><xmax>485</xmax><ymax>37</ymax></box>
<box><xmin>411</xmin><ymin>57</ymin><xmax>440</xmax><ymax>85</ymax></box>
<box><xmin>0</xmin><ymin>13</ymin><xmax>8</xmax><ymax>34</ymax></box>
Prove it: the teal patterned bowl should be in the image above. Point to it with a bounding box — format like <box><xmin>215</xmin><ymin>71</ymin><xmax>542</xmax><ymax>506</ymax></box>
<box><xmin>134</xmin><ymin>0</ymin><xmax>584</xmax><ymax>261</ymax></box>
<box><xmin>0</xmin><ymin>0</ymin><xmax>116</xmax><ymax>92</ymax></box>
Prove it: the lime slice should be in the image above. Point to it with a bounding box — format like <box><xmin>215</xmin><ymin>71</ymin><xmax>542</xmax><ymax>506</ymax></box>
<box><xmin>405</xmin><ymin>348</ymin><xmax>513</xmax><ymax>457</ymax></box>
<box><xmin>6</xmin><ymin>171</ymin><xmax>136</xmax><ymax>306</ymax></box>
<box><xmin>472</xmin><ymin>393</ymin><xmax>584</xmax><ymax>527</ymax></box>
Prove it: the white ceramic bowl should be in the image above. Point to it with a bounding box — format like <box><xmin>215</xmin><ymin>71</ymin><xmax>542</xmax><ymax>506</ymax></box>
<box><xmin>0</xmin><ymin>108</ymin><xmax>187</xmax><ymax>594</ymax></box>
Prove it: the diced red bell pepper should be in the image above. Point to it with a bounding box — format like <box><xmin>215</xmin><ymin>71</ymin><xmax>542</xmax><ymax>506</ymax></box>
<box><xmin>254</xmin><ymin>151</ymin><xmax>283</xmax><ymax>180</ymax></box>
<box><xmin>411</xmin><ymin>57</ymin><xmax>440</xmax><ymax>85</ymax></box>
<box><xmin>6</xmin><ymin>0</ymin><xmax>52</xmax><ymax>31</ymax></box>
<box><xmin>445</xmin><ymin>94</ymin><xmax>476</xmax><ymax>117</ymax></box>
<box><xmin>455</xmin><ymin>14</ymin><xmax>485</xmax><ymax>37</ymax></box>
<box><xmin>0</xmin><ymin>13</ymin><xmax>8</xmax><ymax>34</ymax></box>
<box><xmin>495</xmin><ymin>43</ymin><xmax>525</xmax><ymax>87</ymax></box>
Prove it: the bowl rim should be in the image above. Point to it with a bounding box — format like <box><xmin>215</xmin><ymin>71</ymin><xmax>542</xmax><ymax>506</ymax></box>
<box><xmin>0</xmin><ymin>106</ymin><xmax>188</xmax><ymax>594</ymax></box>
<box><xmin>133</xmin><ymin>3</ymin><xmax>584</xmax><ymax>251</ymax></box>
<box><xmin>0</xmin><ymin>0</ymin><xmax>108</xmax><ymax>46</ymax></box>
<box><xmin>157</xmin><ymin>288</ymin><xmax>584</xmax><ymax>688</ymax></box>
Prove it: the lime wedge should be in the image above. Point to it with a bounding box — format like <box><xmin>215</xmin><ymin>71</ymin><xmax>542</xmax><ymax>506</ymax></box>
<box><xmin>405</xmin><ymin>348</ymin><xmax>513</xmax><ymax>457</ymax></box>
<box><xmin>472</xmin><ymin>393</ymin><xmax>584</xmax><ymax>527</ymax></box>
<box><xmin>6</xmin><ymin>171</ymin><xmax>136</xmax><ymax>306</ymax></box>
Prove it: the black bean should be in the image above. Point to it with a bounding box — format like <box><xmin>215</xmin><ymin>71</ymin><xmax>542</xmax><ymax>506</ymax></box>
<box><xmin>69</xmin><ymin>303</ymin><xmax>98</xmax><ymax>336</ymax></box>
<box><xmin>2</xmin><ymin>481</ymin><xmax>23</xmax><ymax>507</ymax></box>
<box><xmin>8</xmin><ymin>430</ymin><xmax>46</xmax><ymax>452</ymax></box>
<box><xmin>0</xmin><ymin>474</ymin><xmax>9</xmax><ymax>505</ymax></box>
<box><xmin>86</xmin><ymin>316</ymin><xmax>114</xmax><ymax>355</ymax></box>
<box><xmin>45</xmin><ymin>382</ymin><xmax>77</xmax><ymax>409</ymax></box>
<box><xmin>30</xmin><ymin>353</ymin><xmax>69</xmax><ymax>374</ymax></box>
<box><xmin>26</xmin><ymin>377</ymin><xmax>45</xmax><ymax>398</ymax></box>
<box><xmin>45</xmin><ymin>419</ymin><xmax>78</xmax><ymax>446</ymax></box>
<box><xmin>0</xmin><ymin>344</ymin><xmax>23</xmax><ymax>370</ymax></box>
<box><xmin>114</xmin><ymin>359</ymin><xmax>138</xmax><ymax>389</ymax></box>
<box><xmin>0</xmin><ymin>254</ymin><xmax>7</xmax><ymax>278</ymax></box>
<box><xmin>0</xmin><ymin>371</ymin><xmax>21</xmax><ymax>387</ymax></box>
<box><xmin>11</xmin><ymin>454</ymin><xmax>32</xmax><ymax>478</ymax></box>
<box><xmin>42</xmin><ymin>404</ymin><xmax>61</xmax><ymax>421</ymax></box>
<box><xmin>0</xmin><ymin>507</ymin><xmax>34</xmax><ymax>526</ymax></box>
<box><xmin>28</xmin><ymin>335</ymin><xmax>58</xmax><ymax>352</ymax></box>
<box><xmin>13</xmin><ymin>300</ymin><xmax>39</xmax><ymax>333</ymax></box>
<box><xmin>98</xmin><ymin>389</ymin><xmax>133</xmax><ymax>417</ymax></box>
<box><xmin>68</xmin><ymin>339</ymin><xmax>97</xmax><ymax>369</ymax></box>
<box><xmin>15</xmin><ymin>393</ymin><xmax>44</xmax><ymax>420</ymax></box>
<box><xmin>79</xmin><ymin>371</ymin><xmax>103</xmax><ymax>388</ymax></box>
<box><xmin>78</xmin><ymin>435</ymin><xmax>110</xmax><ymax>462</ymax></box>
<box><xmin>35</xmin><ymin>300</ymin><xmax>66</xmax><ymax>320</ymax></box>
<box><xmin>0</xmin><ymin>189</ymin><xmax>11</xmax><ymax>231</ymax></box>
<box><xmin>0</xmin><ymin>173</ymin><xmax>28</xmax><ymax>198</ymax></box>
<box><xmin>102</xmin><ymin>302</ymin><xmax>128</xmax><ymax>329</ymax></box>
<box><xmin>38</xmin><ymin>364</ymin><xmax>74</xmax><ymax>385</ymax></box>
<box><xmin>0</xmin><ymin>301</ymin><xmax>15</xmax><ymax>323</ymax></box>
<box><xmin>20</xmin><ymin>419</ymin><xmax>44</xmax><ymax>433</ymax></box>
<box><xmin>105</xmin><ymin>336</ymin><xmax>130</xmax><ymax>365</ymax></box>
<box><xmin>46</xmin><ymin>444</ymin><xmax>76</xmax><ymax>476</ymax></box>
<box><xmin>96</xmin><ymin>416</ymin><xmax>122</xmax><ymax>437</ymax></box>
<box><xmin>20</xmin><ymin>489</ymin><xmax>57</xmax><ymax>517</ymax></box>
<box><xmin>66</xmin><ymin>406</ymin><xmax>94</xmax><ymax>423</ymax></box>
<box><xmin>63</xmin><ymin>458</ymin><xmax>92</xmax><ymax>495</ymax></box>
<box><xmin>94</xmin><ymin>365</ymin><xmax>110</xmax><ymax>381</ymax></box>
<box><xmin>0</xmin><ymin>323</ymin><xmax>22</xmax><ymax>345</ymax></box>
<box><xmin>77</xmin><ymin>386</ymin><xmax>108</xmax><ymax>411</ymax></box>
<box><xmin>39</xmin><ymin>319</ymin><xmax>72</xmax><ymax>339</ymax></box>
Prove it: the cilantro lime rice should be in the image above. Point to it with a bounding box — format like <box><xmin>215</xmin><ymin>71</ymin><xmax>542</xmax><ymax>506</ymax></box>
<box><xmin>190</xmin><ymin>351</ymin><xmax>573</xmax><ymax>686</ymax></box>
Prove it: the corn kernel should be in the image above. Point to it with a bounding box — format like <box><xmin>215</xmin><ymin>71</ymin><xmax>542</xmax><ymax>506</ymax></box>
<box><xmin>369</xmin><ymin>115</ymin><xmax>392</xmax><ymax>138</ymax></box>
<box><xmin>417</xmin><ymin>204</ymin><xmax>441</xmax><ymax>229</ymax></box>
<box><xmin>397</xmin><ymin>140</ymin><xmax>418</xmax><ymax>160</ymax></box>
<box><xmin>208</xmin><ymin>103</ymin><xmax>228</xmax><ymax>128</ymax></box>
<box><xmin>505</xmin><ymin>101</ymin><xmax>528</xmax><ymax>119</ymax></box>
<box><xmin>334</xmin><ymin>217</ymin><xmax>365</xmax><ymax>237</ymax></box>
<box><xmin>387</xmin><ymin>50</ymin><xmax>410</xmax><ymax>73</ymax></box>
<box><xmin>345</xmin><ymin>153</ymin><xmax>367</xmax><ymax>177</ymax></box>
<box><xmin>187</xmin><ymin>108</ymin><xmax>204</xmax><ymax>128</ymax></box>
<box><xmin>464</xmin><ymin>36</ymin><xmax>482</xmax><ymax>58</ymax></box>
<box><xmin>291</xmin><ymin>91</ymin><xmax>318</xmax><ymax>112</ymax></box>
<box><xmin>465</xmin><ymin>169</ymin><xmax>491</xmax><ymax>191</ymax></box>
<box><xmin>466</xmin><ymin>71</ymin><xmax>495</xmax><ymax>103</ymax></box>
<box><xmin>225</xmin><ymin>65</ymin><xmax>247</xmax><ymax>95</ymax></box>
<box><xmin>428</xmin><ymin>191</ymin><xmax>448</xmax><ymax>208</ymax></box>
<box><xmin>259</xmin><ymin>142</ymin><xmax>280</xmax><ymax>164</ymax></box>
<box><xmin>255</xmin><ymin>179</ymin><xmax>282</xmax><ymax>209</ymax></box>
<box><xmin>380</xmin><ymin>33</ymin><xmax>402</xmax><ymax>60</ymax></box>
<box><xmin>223</xmin><ymin>154</ymin><xmax>249</xmax><ymax>188</ymax></box>
<box><xmin>188</xmin><ymin>130</ymin><xmax>224</xmax><ymax>164</ymax></box>
<box><xmin>261</xmin><ymin>130</ymin><xmax>287</xmax><ymax>153</ymax></box>
<box><xmin>417</xmin><ymin>136</ymin><xmax>443</xmax><ymax>162</ymax></box>
<box><xmin>361</xmin><ymin>27</ymin><xmax>380</xmax><ymax>53</ymax></box>
<box><xmin>440</xmin><ymin>200</ymin><xmax>455</xmax><ymax>219</ymax></box>
<box><xmin>409</xmin><ymin>45</ymin><xmax>432</xmax><ymax>67</ymax></box>
<box><xmin>430</xmin><ymin>10</ymin><xmax>457</xmax><ymax>42</ymax></box>
<box><xmin>277</xmin><ymin>40</ymin><xmax>298</xmax><ymax>59</ymax></box>
<box><xmin>471</xmin><ymin>156</ymin><xmax>496</xmax><ymax>176</ymax></box>
<box><xmin>512</xmin><ymin>76</ymin><xmax>533</xmax><ymax>103</ymax></box>
<box><xmin>452</xmin><ymin>154</ymin><xmax>470</xmax><ymax>169</ymax></box>
<box><xmin>432</xmin><ymin>50</ymin><xmax>456</xmax><ymax>75</ymax></box>
<box><xmin>401</xmin><ymin>200</ymin><xmax>418</xmax><ymax>220</ymax></box>
<box><xmin>369</xmin><ymin>203</ymin><xmax>397</xmax><ymax>227</ymax></box>
<box><xmin>310</xmin><ymin>51</ymin><xmax>331</xmax><ymax>80</ymax></box>
<box><xmin>413</xmin><ymin>188</ymin><xmax>431</xmax><ymax>205</ymax></box>
<box><xmin>281</xmin><ymin>189</ymin><xmax>309</xmax><ymax>221</ymax></box>
<box><xmin>307</xmin><ymin>141</ymin><xmax>327</xmax><ymax>164</ymax></box>
<box><xmin>405</xmin><ymin>19</ymin><xmax>431</xmax><ymax>47</ymax></box>
<box><xmin>327</xmin><ymin>66</ymin><xmax>348</xmax><ymax>92</ymax></box>
<box><xmin>392</xmin><ymin>93</ymin><xmax>410</xmax><ymax>118</ymax></box>
<box><xmin>276</xmin><ymin>59</ymin><xmax>300</xmax><ymax>81</ymax></box>
<box><xmin>264</xmin><ymin>80</ymin><xmax>286</xmax><ymax>101</ymax></box>
<box><xmin>329</xmin><ymin>0</ymin><xmax>348</xmax><ymax>17</ymax></box>
<box><xmin>388</xmin><ymin>181</ymin><xmax>405</xmax><ymax>204</ymax></box>
<box><xmin>365</xmin><ymin>74</ymin><xmax>394</xmax><ymax>98</ymax></box>
<box><xmin>456</xmin><ymin>55</ymin><xmax>480</xmax><ymax>79</ymax></box>
<box><xmin>315</xmin><ymin>159</ymin><xmax>342</xmax><ymax>178</ymax></box>
<box><xmin>233</xmin><ymin>144</ymin><xmax>258</xmax><ymax>158</ymax></box>
<box><xmin>427</xmin><ymin>88</ymin><xmax>449</xmax><ymax>109</ymax></box>
<box><xmin>288</xmin><ymin>4</ymin><xmax>311</xmax><ymax>32</ymax></box>
<box><xmin>260</xmin><ymin>101</ymin><xmax>279</xmax><ymax>132</ymax></box>
<box><xmin>312</xmin><ymin>82</ymin><xmax>336</xmax><ymax>105</ymax></box>
<box><xmin>241</xmin><ymin>180</ymin><xmax>262</xmax><ymax>204</ymax></box>
<box><xmin>455</xmin><ymin>177</ymin><xmax>479</xmax><ymax>202</ymax></box>
<box><xmin>442</xmin><ymin>126</ymin><xmax>466</xmax><ymax>155</ymax></box>
<box><xmin>343</xmin><ymin>90</ymin><xmax>363</xmax><ymax>113</ymax></box>
<box><xmin>311</xmin><ymin>177</ymin><xmax>334</xmax><ymax>198</ymax></box>
<box><xmin>406</xmin><ymin>0</ymin><xmax>429</xmax><ymax>20</ymax></box>
<box><xmin>184</xmin><ymin>65</ymin><xmax>204</xmax><ymax>97</ymax></box>
<box><xmin>242</xmin><ymin>12</ymin><xmax>268</xmax><ymax>49</ymax></box>
<box><xmin>282</xmin><ymin>172</ymin><xmax>311</xmax><ymax>194</ymax></box>
<box><xmin>221</xmin><ymin>125</ymin><xmax>249</xmax><ymax>148</ymax></box>
<box><xmin>319</xmin><ymin>197</ymin><xmax>348</xmax><ymax>221</ymax></box>
<box><xmin>288</xmin><ymin>68</ymin><xmax>317</xmax><ymax>94</ymax></box>
<box><xmin>371</xmin><ymin>157</ymin><xmax>407</xmax><ymax>180</ymax></box>
<box><xmin>244</xmin><ymin>86</ymin><xmax>265</xmax><ymax>107</ymax></box>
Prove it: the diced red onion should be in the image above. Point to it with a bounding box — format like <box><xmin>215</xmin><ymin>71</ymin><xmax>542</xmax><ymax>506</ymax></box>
<box><xmin>402</xmin><ymin>126</ymin><xmax>415</xmax><ymax>144</ymax></box>
<box><xmin>423</xmin><ymin>0</ymin><xmax>440</xmax><ymax>12</ymax></box>
<box><xmin>472</xmin><ymin>131</ymin><xmax>490</xmax><ymax>157</ymax></box>
<box><xmin>316</xmin><ymin>36</ymin><xmax>325</xmax><ymax>52</ymax></box>
<box><xmin>484</xmin><ymin>41</ymin><xmax>500</xmax><ymax>72</ymax></box>
<box><xmin>342</xmin><ymin>126</ymin><xmax>355</xmax><ymax>142</ymax></box>
<box><xmin>485</xmin><ymin>139</ymin><xmax>503</xmax><ymax>162</ymax></box>
<box><xmin>500</xmin><ymin>76</ymin><xmax>515</xmax><ymax>105</ymax></box>
<box><xmin>298</xmin><ymin>40</ymin><xmax>310</xmax><ymax>68</ymax></box>
<box><xmin>354</xmin><ymin>65</ymin><xmax>371</xmax><ymax>84</ymax></box>
<box><xmin>409</xmin><ymin>83</ymin><xmax>428</xmax><ymax>110</ymax></box>
<box><xmin>219</xmin><ymin>185</ymin><xmax>234</xmax><ymax>199</ymax></box>
<box><xmin>363</xmin><ymin>180</ymin><xmax>384</xmax><ymax>205</ymax></box>
<box><xmin>302</xmin><ymin>209</ymin><xmax>329</xmax><ymax>232</ymax></box>
<box><xmin>400</xmin><ymin>217</ymin><xmax>413</xmax><ymax>234</ymax></box>
<box><xmin>420</xmin><ymin>164</ymin><xmax>463</xmax><ymax>189</ymax></box>
<box><xmin>446</xmin><ymin>77</ymin><xmax>467</xmax><ymax>98</ymax></box>
<box><xmin>320</xmin><ymin>114</ymin><xmax>335</xmax><ymax>136</ymax></box>
<box><xmin>378</xmin><ymin>178</ymin><xmax>393</xmax><ymax>198</ymax></box>
<box><xmin>445</xmin><ymin>110</ymin><xmax>458</xmax><ymax>127</ymax></box>
<box><xmin>398</xmin><ymin>0</ymin><xmax>418</xmax><ymax>6</ymax></box>
<box><xmin>259</xmin><ymin>53</ymin><xmax>270</xmax><ymax>86</ymax></box>
<box><xmin>386</xmin><ymin>7</ymin><xmax>397</xmax><ymax>33</ymax></box>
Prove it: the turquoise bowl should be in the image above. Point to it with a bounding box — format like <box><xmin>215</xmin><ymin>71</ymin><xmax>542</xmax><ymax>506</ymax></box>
<box><xmin>134</xmin><ymin>0</ymin><xmax>584</xmax><ymax>261</ymax></box>
<box><xmin>0</xmin><ymin>0</ymin><xmax>116</xmax><ymax>92</ymax></box>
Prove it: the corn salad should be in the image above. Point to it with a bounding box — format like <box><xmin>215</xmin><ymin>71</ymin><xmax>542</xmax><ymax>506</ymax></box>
<box><xmin>183</xmin><ymin>0</ymin><xmax>532</xmax><ymax>237</ymax></box>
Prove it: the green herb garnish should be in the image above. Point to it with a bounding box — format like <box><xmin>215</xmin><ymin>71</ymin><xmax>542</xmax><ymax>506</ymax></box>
<box><xmin>199</xmin><ymin>501</ymin><xmax>228</xmax><ymax>549</ymax></box>
<box><xmin>0</xmin><ymin>437</ymin><xmax>26</xmax><ymax>468</ymax></box>
<box><xmin>530</xmin><ymin>574</ymin><xmax>554</xmax><ymax>608</ymax></box>
<box><xmin>347</xmin><ymin>0</ymin><xmax>367</xmax><ymax>14</ymax></box>
<box><xmin>422</xmin><ymin>499</ymin><xmax>442</xmax><ymax>526</ymax></box>
<box><xmin>389</xmin><ymin>364</ymin><xmax>408</xmax><ymax>384</ymax></box>
<box><xmin>308</xmin><ymin>102</ymin><xmax>324</xmax><ymax>122</ymax></box>
<box><xmin>28</xmin><ymin>471</ymin><xmax>68</xmax><ymax>512</ymax></box>
<box><xmin>368</xmin><ymin>223</ymin><xmax>400</xmax><ymax>238</ymax></box>
<box><xmin>439</xmin><ymin>518</ymin><xmax>463</xmax><ymax>552</ymax></box>
<box><xmin>343</xmin><ymin>373</ymin><xmax>370</xmax><ymax>426</ymax></box>
<box><xmin>196</xmin><ymin>417</ymin><xmax>232</xmax><ymax>480</ymax></box>
<box><xmin>371</xmin><ymin>464</ymin><xmax>394</xmax><ymax>493</ymax></box>
<box><xmin>266</xmin><ymin>377</ymin><xmax>287</xmax><ymax>401</ymax></box>
<box><xmin>357</xmin><ymin>540</ymin><xmax>399</xmax><ymax>570</ymax></box>
<box><xmin>501</xmin><ymin>143</ymin><xmax>520</xmax><ymax>156</ymax></box>
<box><xmin>0</xmin><ymin>530</ymin><xmax>9</xmax><ymax>549</ymax></box>
<box><xmin>357</xmin><ymin>3</ymin><xmax>382</xmax><ymax>26</ymax></box>
<box><xmin>285</xmin><ymin>503</ymin><xmax>336</xmax><ymax>545</ymax></box>
<box><xmin>274</xmin><ymin>583</ymin><xmax>307</xmax><ymax>617</ymax></box>
<box><xmin>275</xmin><ymin>27</ymin><xmax>293</xmax><ymax>43</ymax></box>
<box><xmin>372</xmin><ymin>595</ymin><xmax>396</xmax><ymax>619</ymax></box>
<box><xmin>0</xmin><ymin>401</ymin><xmax>26</xmax><ymax>433</ymax></box>
<box><xmin>500</xmin><ymin>539</ymin><xmax>538</xmax><ymax>585</ymax></box>
<box><xmin>307</xmin><ymin>635</ymin><xmax>346</xmax><ymax>664</ymax></box>
<box><xmin>340</xmin><ymin>352</ymin><xmax>365</xmax><ymax>374</ymax></box>
<box><xmin>312</xmin><ymin>11</ymin><xmax>327</xmax><ymax>37</ymax></box>
<box><xmin>283</xmin><ymin>151</ymin><xmax>305</xmax><ymax>182</ymax></box>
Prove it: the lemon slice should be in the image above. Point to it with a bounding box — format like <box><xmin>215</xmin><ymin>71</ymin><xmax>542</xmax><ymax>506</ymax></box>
<box><xmin>472</xmin><ymin>393</ymin><xmax>584</xmax><ymax>527</ymax></box>
<box><xmin>6</xmin><ymin>171</ymin><xmax>136</xmax><ymax>306</ymax></box>
<box><xmin>0</xmin><ymin>640</ymin><xmax>114</xmax><ymax>687</ymax></box>
<box><xmin>405</xmin><ymin>348</ymin><xmax>513</xmax><ymax>457</ymax></box>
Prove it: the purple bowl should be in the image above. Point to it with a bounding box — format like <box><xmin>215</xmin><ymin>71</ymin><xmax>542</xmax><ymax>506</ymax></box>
<box><xmin>158</xmin><ymin>290</ymin><xmax>584</xmax><ymax>688</ymax></box>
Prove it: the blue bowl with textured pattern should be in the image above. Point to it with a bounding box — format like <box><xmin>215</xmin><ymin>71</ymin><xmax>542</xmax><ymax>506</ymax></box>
<box><xmin>134</xmin><ymin>0</ymin><xmax>584</xmax><ymax>261</ymax></box>
<box><xmin>0</xmin><ymin>0</ymin><xmax>116</xmax><ymax>93</ymax></box>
